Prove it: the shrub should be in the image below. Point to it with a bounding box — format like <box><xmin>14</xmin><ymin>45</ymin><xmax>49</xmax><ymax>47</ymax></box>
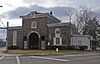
<box><xmin>46</xmin><ymin>45</ymin><xmax>68</xmax><ymax>50</ymax></box>
<box><xmin>7</xmin><ymin>46</ymin><xmax>19</xmax><ymax>50</ymax></box>
<box><xmin>79</xmin><ymin>45</ymin><xmax>87</xmax><ymax>50</ymax></box>
<box><xmin>46</xmin><ymin>45</ymin><xmax>76</xmax><ymax>50</ymax></box>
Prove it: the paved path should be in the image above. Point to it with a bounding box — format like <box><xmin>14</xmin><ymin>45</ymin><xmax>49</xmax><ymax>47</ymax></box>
<box><xmin>0</xmin><ymin>47</ymin><xmax>6</xmax><ymax>51</ymax></box>
<box><xmin>0</xmin><ymin>54</ymin><xmax>99</xmax><ymax>64</ymax></box>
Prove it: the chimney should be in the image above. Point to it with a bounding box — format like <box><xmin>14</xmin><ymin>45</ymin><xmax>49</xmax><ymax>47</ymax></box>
<box><xmin>30</xmin><ymin>11</ymin><xmax>37</xmax><ymax>15</ymax></box>
<box><xmin>50</xmin><ymin>11</ymin><xmax>52</xmax><ymax>15</ymax></box>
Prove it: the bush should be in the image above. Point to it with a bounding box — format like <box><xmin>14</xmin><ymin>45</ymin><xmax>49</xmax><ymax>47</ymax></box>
<box><xmin>46</xmin><ymin>45</ymin><xmax>76</xmax><ymax>50</ymax></box>
<box><xmin>46</xmin><ymin>45</ymin><xmax>67</xmax><ymax>50</ymax></box>
<box><xmin>7</xmin><ymin>46</ymin><xmax>19</xmax><ymax>50</ymax></box>
<box><xmin>79</xmin><ymin>45</ymin><xmax>87</xmax><ymax>50</ymax></box>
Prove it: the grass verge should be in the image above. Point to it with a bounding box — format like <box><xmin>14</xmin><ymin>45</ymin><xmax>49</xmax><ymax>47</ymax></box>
<box><xmin>3</xmin><ymin>50</ymin><xmax>81</xmax><ymax>56</ymax></box>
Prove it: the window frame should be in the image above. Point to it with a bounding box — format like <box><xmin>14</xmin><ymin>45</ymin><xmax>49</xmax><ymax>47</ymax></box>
<box><xmin>31</xmin><ymin>21</ymin><xmax>37</xmax><ymax>28</ymax></box>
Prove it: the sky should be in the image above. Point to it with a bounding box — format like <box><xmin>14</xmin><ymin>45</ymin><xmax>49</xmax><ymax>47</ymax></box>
<box><xmin>0</xmin><ymin>0</ymin><xmax>100</xmax><ymax>27</ymax></box>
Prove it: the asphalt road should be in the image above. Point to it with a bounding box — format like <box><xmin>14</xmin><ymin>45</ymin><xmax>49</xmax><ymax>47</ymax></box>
<box><xmin>0</xmin><ymin>54</ymin><xmax>100</xmax><ymax>64</ymax></box>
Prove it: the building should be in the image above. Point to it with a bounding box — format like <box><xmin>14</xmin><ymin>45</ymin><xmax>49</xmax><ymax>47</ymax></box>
<box><xmin>7</xmin><ymin>11</ymin><xmax>78</xmax><ymax>49</ymax></box>
<box><xmin>71</xmin><ymin>35</ymin><xmax>91</xmax><ymax>50</ymax></box>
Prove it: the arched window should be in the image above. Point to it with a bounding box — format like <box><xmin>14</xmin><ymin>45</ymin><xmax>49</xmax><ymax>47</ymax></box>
<box><xmin>31</xmin><ymin>21</ymin><xmax>36</xmax><ymax>28</ymax></box>
<box><xmin>55</xmin><ymin>28</ymin><xmax>60</xmax><ymax>34</ymax></box>
<box><xmin>54</xmin><ymin>28</ymin><xmax>62</xmax><ymax>45</ymax></box>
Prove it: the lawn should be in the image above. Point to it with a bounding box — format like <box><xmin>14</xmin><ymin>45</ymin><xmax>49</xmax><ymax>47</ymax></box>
<box><xmin>3</xmin><ymin>50</ymin><xmax>81</xmax><ymax>56</ymax></box>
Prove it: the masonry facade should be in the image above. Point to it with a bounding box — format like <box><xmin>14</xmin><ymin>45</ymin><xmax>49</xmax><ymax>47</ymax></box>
<box><xmin>8</xmin><ymin>11</ymin><xmax>78</xmax><ymax>49</ymax></box>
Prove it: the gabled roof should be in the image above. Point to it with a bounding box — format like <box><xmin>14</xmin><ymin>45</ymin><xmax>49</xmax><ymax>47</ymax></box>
<box><xmin>20</xmin><ymin>11</ymin><xmax>61</xmax><ymax>22</ymax></box>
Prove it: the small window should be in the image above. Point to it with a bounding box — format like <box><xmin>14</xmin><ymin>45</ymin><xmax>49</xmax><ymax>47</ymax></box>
<box><xmin>56</xmin><ymin>30</ymin><xmax>60</xmax><ymax>34</ymax></box>
<box><xmin>55</xmin><ymin>28</ymin><xmax>60</xmax><ymax>34</ymax></box>
<box><xmin>31</xmin><ymin>21</ymin><xmax>36</xmax><ymax>28</ymax></box>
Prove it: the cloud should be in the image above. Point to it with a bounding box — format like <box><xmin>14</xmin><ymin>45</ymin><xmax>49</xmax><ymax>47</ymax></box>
<box><xmin>22</xmin><ymin>0</ymin><xmax>75</xmax><ymax>8</ymax></box>
<box><xmin>3</xmin><ymin>5</ymin><xmax>75</xmax><ymax>22</ymax></box>
<box><xmin>2</xmin><ymin>4</ymin><xmax>100</xmax><ymax>22</ymax></box>
<box><xmin>49</xmin><ymin>6</ymin><xmax>75</xmax><ymax>21</ymax></box>
<box><xmin>3</xmin><ymin>7</ymin><xmax>30</xmax><ymax>19</ymax></box>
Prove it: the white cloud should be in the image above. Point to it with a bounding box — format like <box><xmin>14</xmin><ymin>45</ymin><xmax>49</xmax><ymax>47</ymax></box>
<box><xmin>0</xmin><ymin>0</ymin><xmax>100</xmax><ymax>26</ymax></box>
<box><xmin>22</xmin><ymin>0</ymin><xmax>75</xmax><ymax>7</ymax></box>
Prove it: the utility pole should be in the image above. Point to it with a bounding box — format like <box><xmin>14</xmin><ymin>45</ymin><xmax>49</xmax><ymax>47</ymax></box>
<box><xmin>6</xmin><ymin>22</ymin><xmax>9</xmax><ymax>50</ymax></box>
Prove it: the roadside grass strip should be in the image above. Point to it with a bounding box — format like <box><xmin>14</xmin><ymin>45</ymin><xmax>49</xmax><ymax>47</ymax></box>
<box><xmin>16</xmin><ymin>56</ymin><xmax>21</xmax><ymax>64</ymax></box>
<box><xmin>0</xmin><ymin>56</ymin><xmax>4</xmax><ymax>60</ymax></box>
<box><xmin>30</xmin><ymin>56</ymin><xmax>70</xmax><ymax>62</ymax></box>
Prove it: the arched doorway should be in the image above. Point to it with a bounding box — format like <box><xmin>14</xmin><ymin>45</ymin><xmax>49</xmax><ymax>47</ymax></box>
<box><xmin>28</xmin><ymin>32</ymin><xmax>40</xmax><ymax>49</ymax></box>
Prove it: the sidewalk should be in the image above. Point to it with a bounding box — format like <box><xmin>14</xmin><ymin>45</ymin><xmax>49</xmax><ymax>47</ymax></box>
<box><xmin>0</xmin><ymin>51</ymin><xmax>22</xmax><ymax>56</ymax></box>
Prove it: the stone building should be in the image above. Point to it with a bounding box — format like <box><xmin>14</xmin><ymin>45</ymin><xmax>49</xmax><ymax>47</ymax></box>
<box><xmin>7</xmin><ymin>11</ymin><xmax>78</xmax><ymax>49</ymax></box>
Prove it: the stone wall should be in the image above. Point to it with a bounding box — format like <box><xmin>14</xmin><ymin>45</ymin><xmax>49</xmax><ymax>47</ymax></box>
<box><xmin>48</xmin><ymin>26</ymin><xmax>71</xmax><ymax>46</ymax></box>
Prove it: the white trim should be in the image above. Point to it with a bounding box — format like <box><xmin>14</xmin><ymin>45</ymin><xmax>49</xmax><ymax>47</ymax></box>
<box><xmin>55</xmin><ymin>28</ymin><xmax>60</xmax><ymax>37</ymax></box>
<box><xmin>30</xmin><ymin>56</ymin><xmax>70</xmax><ymax>62</ymax></box>
<box><xmin>53</xmin><ymin>37</ymin><xmax>62</xmax><ymax>45</ymax></box>
<box><xmin>24</xmin><ymin>41</ymin><xmax>28</xmax><ymax>49</ymax></box>
<box><xmin>60</xmin><ymin>38</ymin><xmax>62</xmax><ymax>45</ymax></box>
<box><xmin>13</xmin><ymin>31</ymin><xmax>17</xmax><ymax>46</ymax></box>
<box><xmin>47</xmin><ymin>15</ymin><xmax>61</xmax><ymax>23</ymax></box>
<box><xmin>47</xmin><ymin>23</ymin><xmax>70</xmax><ymax>27</ymax></box>
<box><xmin>27</xmin><ymin>31</ymin><xmax>40</xmax><ymax>39</ymax></box>
<box><xmin>0</xmin><ymin>56</ymin><xmax>4</xmax><ymax>60</ymax></box>
<box><xmin>55</xmin><ymin>28</ymin><xmax>60</xmax><ymax>34</ymax></box>
<box><xmin>16</xmin><ymin>56</ymin><xmax>21</xmax><ymax>64</ymax></box>
<box><xmin>27</xmin><ymin>31</ymin><xmax>40</xmax><ymax>49</ymax></box>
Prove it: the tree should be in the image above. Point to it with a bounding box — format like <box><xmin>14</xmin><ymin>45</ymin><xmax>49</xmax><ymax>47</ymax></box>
<box><xmin>75</xmin><ymin>7</ymin><xmax>100</xmax><ymax>50</ymax></box>
<box><xmin>66</xmin><ymin>10</ymin><xmax>74</xmax><ymax>23</ymax></box>
<box><xmin>75</xmin><ymin>7</ymin><xmax>92</xmax><ymax>34</ymax></box>
<box><xmin>83</xmin><ymin>17</ymin><xmax>99</xmax><ymax>35</ymax></box>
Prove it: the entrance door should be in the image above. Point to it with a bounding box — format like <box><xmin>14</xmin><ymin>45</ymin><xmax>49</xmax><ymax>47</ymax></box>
<box><xmin>28</xmin><ymin>32</ymin><xmax>39</xmax><ymax>49</ymax></box>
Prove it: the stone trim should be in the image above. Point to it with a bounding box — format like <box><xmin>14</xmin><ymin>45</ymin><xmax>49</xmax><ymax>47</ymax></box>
<box><xmin>27</xmin><ymin>31</ymin><xmax>40</xmax><ymax>39</ymax></box>
<box><xmin>47</xmin><ymin>23</ymin><xmax>70</xmax><ymax>27</ymax></box>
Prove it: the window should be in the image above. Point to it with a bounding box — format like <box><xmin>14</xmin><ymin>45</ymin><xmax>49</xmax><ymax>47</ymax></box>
<box><xmin>31</xmin><ymin>21</ymin><xmax>36</xmax><ymax>28</ymax></box>
<box><xmin>13</xmin><ymin>31</ymin><xmax>17</xmax><ymax>46</ymax></box>
<box><xmin>55</xmin><ymin>28</ymin><xmax>60</xmax><ymax>37</ymax></box>
<box><xmin>56</xmin><ymin>38</ymin><xmax>60</xmax><ymax>45</ymax></box>
<box><xmin>55</xmin><ymin>28</ymin><xmax>60</xmax><ymax>34</ymax></box>
<box><xmin>53</xmin><ymin>37</ymin><xmax>62</xmax><ymax>45</ymax></box>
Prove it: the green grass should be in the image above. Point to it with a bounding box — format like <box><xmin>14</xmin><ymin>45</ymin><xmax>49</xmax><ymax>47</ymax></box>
<box><xmin>3</xmin><ymin>50</ymin><xmax>81</xmax><ymax>55</ymax></box>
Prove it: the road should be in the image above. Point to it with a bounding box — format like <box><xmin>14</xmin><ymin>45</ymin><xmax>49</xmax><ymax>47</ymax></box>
<box><xmin>0</xmin><ymin>54</ymin><xmax>100</xmax><ymax>64</ymax></box>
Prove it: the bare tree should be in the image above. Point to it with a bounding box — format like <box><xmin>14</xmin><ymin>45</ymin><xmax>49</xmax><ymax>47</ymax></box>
<box><xmin>75</xmin><ymin>7</ymin><xmax>92</xmax><ymax>34</ymax></box>
<box><xmin>66</xmin><ymin>9</ymin><xmax>74</xmax><ymax>23</ymax></box>
<box><xmin>75</xmin><ymin>7</ymin><xmax>100</xmax><ymax>50</ymax></box>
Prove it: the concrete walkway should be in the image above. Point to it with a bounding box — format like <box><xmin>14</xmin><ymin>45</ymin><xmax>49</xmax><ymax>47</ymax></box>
<box><xmin>0</xmin><ymin>47</ymin><xmax>6</xmax><ymax>51</ymax></box>
<box><xmin>0</xmin><ymin>47</ymin><xmax>22</xmax><ymax>56</ymax></box>
<box><xmin>0</xmin><ymin>51</ymin><xmax>22</xmax><ymax>56</ymax></box>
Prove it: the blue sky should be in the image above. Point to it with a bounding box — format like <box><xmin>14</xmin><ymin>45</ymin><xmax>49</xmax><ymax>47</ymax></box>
<box><xmin>0</xmin><ymin>0</ymin><xmax>100</xmax><ymax>26</ymax></box>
